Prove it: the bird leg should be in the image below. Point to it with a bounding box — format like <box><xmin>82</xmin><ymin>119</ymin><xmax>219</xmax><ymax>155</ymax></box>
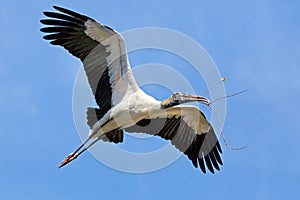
<box><xmin>58</xmin><ymin>153</ymin><xmax>79</xmax><ymax>168</ymax></box>
<box><xmin>58</xmin><ymin>135</ymin><xmax>101</xmax><ymax>168</ymax></box>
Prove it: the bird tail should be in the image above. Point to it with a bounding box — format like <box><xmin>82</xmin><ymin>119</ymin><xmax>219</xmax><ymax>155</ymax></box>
<box><xmin>86</xmin><ymin>107</ymin><xmax>106</xmax><ymax>128</ymax></box>
<box><xmin>86</xmin><ymin>107</ymin><xmax>124</xmax><ymax>143</ymax></box>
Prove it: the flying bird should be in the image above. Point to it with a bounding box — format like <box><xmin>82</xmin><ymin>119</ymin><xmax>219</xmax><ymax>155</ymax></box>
<box><xmin>40</xmin><ymin>6</ymin><xmax>223</xmax><ymax>174</ymax></box>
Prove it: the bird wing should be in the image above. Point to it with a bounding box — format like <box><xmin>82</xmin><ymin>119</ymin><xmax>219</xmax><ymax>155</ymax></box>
<box><xmin>40</xmin><ymin>6</ymin><xmax>139</xmax><ymax>115</ymax></box>
<box><xmin>125</xmin><ymin>105</ymin><xmax>223</xmax><ymax>174</ymax></box>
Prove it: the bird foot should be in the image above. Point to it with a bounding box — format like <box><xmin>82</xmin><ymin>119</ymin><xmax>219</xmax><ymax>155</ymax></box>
<box><xmin>58</xmin><ymin>153</ymin><xmax>78</xmax><ymax>168</ymax></box>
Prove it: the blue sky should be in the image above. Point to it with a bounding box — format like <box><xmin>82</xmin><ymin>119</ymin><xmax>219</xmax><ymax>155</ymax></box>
<box><xmin>1</xmin><ymin>0</ymin><xmax>299</xmax><ymax>199</ymax></box>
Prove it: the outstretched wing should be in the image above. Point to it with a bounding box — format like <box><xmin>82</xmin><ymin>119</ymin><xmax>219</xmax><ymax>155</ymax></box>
<box><xmin>125</xmin><ymin>105</ymin><xmax>223</xmax><ymax>174</ymax></box>
<box><xmin>40</xmin><ymin>6</ymin><xmax>139</xmax><ymax>115</ymax></box>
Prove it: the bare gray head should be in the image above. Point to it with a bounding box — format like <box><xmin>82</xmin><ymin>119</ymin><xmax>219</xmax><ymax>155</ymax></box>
<box><xmin>161</xmin><ymin>92</ymin><xmax>210</xmax><ymax>108</ymax></box>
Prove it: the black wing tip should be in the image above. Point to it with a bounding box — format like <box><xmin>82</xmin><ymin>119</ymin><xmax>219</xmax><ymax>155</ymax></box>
<box><xmin>204</xmin><ymin>156</ymin><xmax>215</xmax><ymax>174</ymax></box>
<box><xmin>209</xmin><ymin>151</ymin><xmax>221</xmax><ymax>171</ymax></box>
<box><xmin>40</xmin><ymin>6</ymin><xmax>62</xmax><ymax>19</ymax></box>
<box><xmin>40</xmin><ymin>27</ymin><xmax>46</xmax><ymax>32</ymax></box>
<box><xmin>195</xmin><ymin>151</ymin><xmax>223</xmax><ymax>174</ymax></box>
<box><xmin>42</xmin><ymin>35</ymin><xmax>50</xmax><ymax>40</ymax></box>
<box><xmin>49</xmin><ymin>40</ymin><xmax>60</xmax><ymax>45</ymax></box>
<box><xmin>52</xmin><ymin>5</ymin><xmax>70</xmax><ymax>14</ymax></box>
<box><xmin>212</xmin><ymin>146</ymin><xmax>223</xmax><ymax>166</ymax></box>
<box><xmin>42</xmin><ymin>11</ymin><xmax>49</xmax><ymax>16</ymax></box>
<box><xmin>39</xmin><ymin>19</ymin><xmax>48</xmax><ymax>25</ymax></box>
<box><xmin>219</xmin><ymin>159</ymin><xmax>224</xmax><ymax>166</ymax></box>
<box><xmin>216</xmin><ymin>141</ymin><xmax>223</xmax><ymax>153</ymax></box>
<box><xmin>198</xmin><ymin>157</ymin><xmax>206</xmax><ymax>174</ymax></box>
<box><xmin>192</xmin><ymin>158</ymin><xmax>198</xmax><ymax>168</ymax></box>
<box><xmin>186</xmin><ymin>134</ymin><xmax>223</xmax><ymax>174</ymax></box>
<box><xmin>53</xmin><ymin>5</ymin><xmax>64</xmax><ymax>11</ymax></box>
<box><xmin>42</xmin><ymin>11</ymin><xmax>58</xmax><ymax>18</ymax></box>
<box><xmin>52</xmin><ymin>5</ymin><xmax>90</xmax><ymax>21</ymax></box>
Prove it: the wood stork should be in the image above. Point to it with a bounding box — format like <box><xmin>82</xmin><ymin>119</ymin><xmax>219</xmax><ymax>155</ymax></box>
<box><xmin>40</xmin><ymin>6</ymin><xmax>223</xmax><ymax>174</ymax></box>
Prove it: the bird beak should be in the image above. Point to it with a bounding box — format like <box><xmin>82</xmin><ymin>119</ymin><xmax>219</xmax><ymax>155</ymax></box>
<box><xmin>189</xmin><ymin>95</ymin><xmax>210</xmax><ymax>105</ymax></box>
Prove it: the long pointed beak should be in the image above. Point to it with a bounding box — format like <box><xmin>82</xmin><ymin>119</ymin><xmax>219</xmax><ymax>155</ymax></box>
<box><xmin>189</xmin><ymin>95</ymin><xmax>210</xmax><ymax>105</ymax></box>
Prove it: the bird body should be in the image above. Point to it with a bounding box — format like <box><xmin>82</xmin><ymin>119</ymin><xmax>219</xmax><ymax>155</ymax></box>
<box><xmin>40</xmin><ymin>6</ymin><xmax>223</xmax><ymax>174</ymax></box>
<box><xmin>90</xmin><ymin>90</ymin><xmax>160</xmax><ymax>137</ymax></box>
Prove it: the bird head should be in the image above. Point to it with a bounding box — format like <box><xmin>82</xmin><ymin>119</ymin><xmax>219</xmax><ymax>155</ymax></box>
<box><xmin>161</xmin><ymin>92</ymin><xmax>210</xmax><ymax>108</ymax></box>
